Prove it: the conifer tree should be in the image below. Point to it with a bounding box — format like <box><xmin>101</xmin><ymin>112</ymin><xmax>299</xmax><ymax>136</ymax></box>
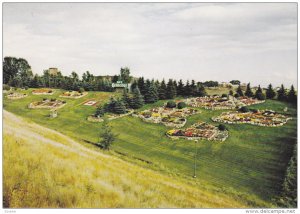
<box><xmin>177</xmin><ymin>79</ymin><xmax>185</xmax><ymax>96</ymax></box>
<box><xmin>196</xmin><ymin>84</ymin><xmax>207</xmax><ymax>97</ymax></box>
<box><xmin>166</xmin><ymin>79</ymin><xmax>176</xmax><ymax>99</ymax></box>
<box><xmin>190</xmin><ymin>80</ymin><xmax>197</xmax><ymax>97</ymax></box>
<box><xmin>95</xmin><ymin>105</ymin><xmax>105</xmax><ymax>117</ymax></box>
<box><xmin>113</xmin><ymin>99</ymin><xmax>127</xmax><ymax>114</ymax></box>
<box><xmin>144</xmin><ymin>84</ymin><xmax>158</xmax><ymax>103</ymax></box>
<box><xmin>184</xmin><ymin>80</ymin><xmax>191</xmax><ymax>96</ymax></box>
<box><xmin>245</xmin><ymin>83</ymin><xmax>254</xmax><ymax>97</ymax></box>
<box><xmin>266</xmin><ymin>84</ymin><xmax>276</xmax><ymax>99</ymax></box>
<box><xmin>137</xmin><ymin>77</ymin><xmax>146</xmax><ymax>95</ymax></box>
<box><xmin>287</xmin><ymin>85</ymin><xmax>297</xmax><ymax>104</ymax></box>
<box><xmin>236</xmin><ymin>85</ymin><xmax>244</xmax><ymax>96</ymax></box>
<box><xmin>122</xmin><ymin>90</ymin><xmax>131</xmax><ymax>108</ymax></box>
<box><xmin>158</xmin><ymin>79</ymin><xmax>167</xmax><ymax>100</ymax></box>
<box><xmin>130</xmin><ymin>80</ymin><xmax>138</xmax><ymax>91</ymax></box>
<box><xmin>98</xmin><ymin>118</ymin><xmax>116</xmax><ymax>150</ymax></box>
<box><xmin>254</xmin><ymin>85</ymin><xmax>265</xmax><ymax>100</ymax></box>
<box><xmin>277</xmin><ymin>84</ymin><xmax>287</xmax><ymax>101</ymax></box>
<box><xmin>173</xmin><ymin>80</ymin><xmax>177</xmax><ymax>97</ymax></box>
<box><xmin>130</xmin><ymin>87</ymin><xmax>144</xmax><ymax>109</ymax></box>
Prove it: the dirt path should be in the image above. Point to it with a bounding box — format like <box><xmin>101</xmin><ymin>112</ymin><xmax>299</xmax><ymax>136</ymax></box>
<box><xmin>3</xmin><ymin>110</ymin><xmax>111</xmax><ymax>159</ymax></box>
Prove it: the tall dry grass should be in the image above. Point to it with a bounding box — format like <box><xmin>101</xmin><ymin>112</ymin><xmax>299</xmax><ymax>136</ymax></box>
<box><xmin>3</xmin><ymin>111</ymin><xmax>247</xmax><ymax>208</ymax></box>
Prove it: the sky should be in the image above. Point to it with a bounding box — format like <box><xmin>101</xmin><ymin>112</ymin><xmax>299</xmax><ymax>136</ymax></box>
<box><xmin>3</xmin><ymin>3</ymin><xmax>297</xmax><ymax>87</ymax></box>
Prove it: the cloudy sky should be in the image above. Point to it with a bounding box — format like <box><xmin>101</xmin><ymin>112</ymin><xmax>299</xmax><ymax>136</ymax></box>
<box><xmin>3</xmin><ymin>3</ymin><xmax>297</xmax><ymax>87</ymax></box>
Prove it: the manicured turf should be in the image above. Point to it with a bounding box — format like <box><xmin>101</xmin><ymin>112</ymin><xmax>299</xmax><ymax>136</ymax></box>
<box><xmin>3</xmin><ymin>88</ymin><xmax>297</xmax><ymax>207</ymax></box>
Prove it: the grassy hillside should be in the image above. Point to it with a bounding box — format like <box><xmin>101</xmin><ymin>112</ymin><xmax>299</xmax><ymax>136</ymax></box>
<box><xmin>3</xmin><ymin>110</ymin><xmax>248</xmax><ymax>208</ymax></box>
<box><xmin>3</xmin><ymin>88</ymin><xmax>297</xmax><ymax>207</ymax></box>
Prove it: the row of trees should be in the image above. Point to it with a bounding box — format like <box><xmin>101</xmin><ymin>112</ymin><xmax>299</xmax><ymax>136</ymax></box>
<box><xmin>133</xmin><ymin>78</ymin><xmax>207</xmax><ymax>102</ymax></box>
<box><xmin>3</xmin><ymin>57</ymin><xmax>297</xmax><ymax>105</ymax></box>
<box><xmin>231</xmin><ymin>83</ymin><xmax>297</xmax><ymax>104</ymax></box>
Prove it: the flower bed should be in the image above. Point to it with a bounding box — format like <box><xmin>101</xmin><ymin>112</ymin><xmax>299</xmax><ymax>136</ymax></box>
<box><xmin>166</xmin><ymin>121</ymin><xmax>228</xmax><ymax>141</ymax></box>
<box><xmin>212</xmin><ymin>109</ymin><xmax>292</xmax><ymax>127</ymax></box>
<box><xmin>28</xmin><ymin>99</ymin><xmax>66</xmax><ymax>109</ymax></box>
<box><xmin>133</xmin><ymin>107</ymin><xmax>199</xmax><ymax>128</ymax></box>
<box><xmin>32</xmin><ymin>88</ymin><xmax>55</xmax><ymax>95</ymax></box>
<box><xmin>59</xmin><ymin>91</ymin><xmax>88</xmax><ymax>99</ymax></box>
<box><xmin>87</xmin><ymin>110</ymin><xmax>134</xmax><ymax>123</ymax></box>
<box><xmin>83</xmin><ymin>100</ymin><xmax>98</xmax><ymax>106</ymax></box>
<box><xmin>236</xmin><ymin>96</ymin><xmax>265</xmax><ymax>107</ymax></box>
<box><xmin>6</xmin><ymin>92</ymin><xmax>28</xmax><ymax>100</ymax></box>
<box><xmin>185</xmin><ymin>96</ymin><xmax>265</xmax><ymax>110</ymax></box>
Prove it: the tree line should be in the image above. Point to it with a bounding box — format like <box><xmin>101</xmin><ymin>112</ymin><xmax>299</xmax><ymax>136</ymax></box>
<box><xmin>231</xmin><ymin>83</ymin><xmax>297</xmax><ymax>105</ymax></box>
<box><xmin>3</xmin><ymin>56</ymin><xmax>297</xmax><ymax>106</ymax></box>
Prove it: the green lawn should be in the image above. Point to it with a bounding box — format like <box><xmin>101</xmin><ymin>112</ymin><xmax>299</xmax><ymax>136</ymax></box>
<box><xmin>3</xmin><ymin>88</ymin><xmax>297</xmax><ymax>207</ymax></box>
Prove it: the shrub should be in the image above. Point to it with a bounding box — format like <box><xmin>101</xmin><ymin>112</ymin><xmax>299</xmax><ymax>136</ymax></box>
<box><xmin>234</xmin><ymin>93</ymin><xmax>240</xmax><ymax>98</ymax></box>
<box><xmin>250</xmin><ymin>109</ymin><xmax>258</xmax><ymax>113</ymax></box>
<box><xmin>218</xmin><ymin>124</ymin><xmax>227</xmax><ymax>131</ymax></box>
<box><xmin>166</xmin><ymin>101</ymin><xmax>176</xmax><ymax>108</ymax></box>
<box><xmin>3</xmin><ymin>84</ymin><xmax>10</xmax><ymax>91</ymax></box>
<box><xmin>50</xmin><ymin>98</ymin><xmax>56</xmax><ymax>102</ymax></box>
<box><xmin>24</xmin><ymin>86</ymin><xmax>29</xmax><ymax>90</ymax></box>
<box><xmin>62</xmin><ymin>100</ymin><xmax>66</xmax><ymax>104</ymax></box>
<box><xmin>43</xmin><ymin>98</ymin><xmax>47</xmax><ymax>101</ymax></box>
<box><xmin>221</xmin><ymin>94</ymin><xmax>227</xmax><ymax>98</ymax></box>
<box><xmin>239</xmin><ymin>106</ymin><xmax>249</xmax><ymax>113</ymax></box>
<box><xmin>177</xmin><ymin>102</ymin><xmax>186</xmax><ymax>109</ymax></box>
<box><xmin>79</xmin><ymin>88</ymin><xmax>85</xmax><ymax>93</ymax></box>
<box><xmin>48</xmin><ymin>90</ymin><xmax>53</xmax><ymax>93</ymax></box>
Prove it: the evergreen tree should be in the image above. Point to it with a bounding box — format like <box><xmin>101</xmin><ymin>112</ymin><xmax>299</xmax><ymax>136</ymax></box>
<box><xmin>196</xmin><ymin>84</ymin><xmax>207</xmax><ymax>97</ymax></box>
<box><xmin>144</xmin><ymin>84</ymin><xmax>159</xmax><ymax>103</ymax></box>
<box><xmin>98</xmin><ymin>118</ymin><xmax>116</xmax><ymax>150</ymax></box>
<box><xmin>177</xmin><ymin>79</ymin><xmax>185</xmax><ymax>96</ymax></box>
<box><xmin>122</xmin><ymin>90</ymin><xmax>131</xmax><ymax>108</ymax></box>
<box><xmin>166</xmin><ymin>79</ymin><xmax>176</xmax><ymax>99</ymax></box>
<box><xmin>190</xmin><ymin>80</ymin><xmax>197</xmax><ymax>97</ymax></box>
<box><xmin>173</xmin><ymin>80</ymin><xmax>177</xmax><ymax>97</ymax></box>
<box><xmin>158</xmin><ymin>79</ymin><xmax>167</xmax><ymax>100</ymax></box>
<box><xmin>287</xmin><ymin>85</ymin><xmax>297</xmax><ymax>104</ymax></box>
<box><xmin>229</xmin><ymin>90</ymin><xmax>234</xmax><ymax>96</ymax></box>
<box><xmin>277</xmin><ymin>84</ymin><xmax>287</xmax><ymax>101</ymax></box>
<box><xmin>130</xmin><ymin>80</ymin><xmax>138</xmax><ymax>91</ymax></box>
<box><xmin>113</xmin><ymin>99</ymin><xmax>127</xmax><ymax>114</ymax></box>
<box><xmin>245</xmin><ymin>83</ymin><xmax>254</xmax><ymax>97</ymax></box>
<box><xmin>130</xmin><ymin>87</ymin><xmax>144</xmax><ymax>109</ymax></box>
<box><xmin>30</xmin><ymin>74</ymin><xmax>39</xmax><ymax>88</ymax></box>
<box><xmin>184</xmin><ymin>80</ymin><xmax>191</xmax><ymax>96</ymax></box>
<box><xmin>266</xmin><ymin>84</ymin><xmax>276</xmax><ymax>99</ymax></box>
<box><xmin>254</xmin><ymin>85</ymin><xmax>266</xmax><ymax>100</ymax></box>
<box><xmin>236</xmin><ymin>85</ymin><xmax>244</xmax><ymax>96</ymax></box>
<box><xmin>95</xmin><ymin>105</ymin><xmax>105</xmax><ymax>117</ymax></box>
<box><xmin>137</xmin><ymin>77</ymin><xmax>146</xmax><ymax>95</ymax></box>
<box><xmin>106</xmin><ymin>97</ymin><xmax>117</xmax><ymax>113</ymax></box>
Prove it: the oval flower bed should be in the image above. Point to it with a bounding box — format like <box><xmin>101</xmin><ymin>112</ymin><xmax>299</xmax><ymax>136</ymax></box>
<box><xmin>6</xmin><ymin>92</ymin><xmax>28</xmax><ymax>100</ymax></box>
<box><xmin>28</xmin><ymin>98</ymin><xmax>66</xmax><ymax>109</ymax></box>
<box><xmin>32</xmin><ymin>88</ymin><xmax>55</xmax><ymax>95</ymax></box>
<box><xmin>166</xmin><ymin>121</ymin><xmax>228</xmax><ymax>142</ymax></box>
<box><xmin>133</xmin><ymin>106</ymin><xmax>200</xmax><ymax>127</ymax></box>
<box><xmin>59</xmin><ymin>91</ymin><xmax>88</xmax><ymax>99</ymax></box>
<box><xmin>185</xmin><ymin>96</ymin><xmax>265</xmax><ymax>110</ymax></box>
<box><xmin>212</xmin><ymin>109</ymin><xmax>292</xmax><ymax>127</ymax></box>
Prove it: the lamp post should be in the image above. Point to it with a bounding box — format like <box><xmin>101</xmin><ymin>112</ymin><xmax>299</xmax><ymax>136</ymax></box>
<box><xmin>193</xmin><ymin>140</ymin><xmax>198</xmax><ymax>178</ymax></box>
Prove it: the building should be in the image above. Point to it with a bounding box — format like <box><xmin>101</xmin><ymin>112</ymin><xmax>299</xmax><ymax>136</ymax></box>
<box><xmin>48</xmin><ymin>68</ymin><xmax>59</xmax><ymax>76</ymax></box>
